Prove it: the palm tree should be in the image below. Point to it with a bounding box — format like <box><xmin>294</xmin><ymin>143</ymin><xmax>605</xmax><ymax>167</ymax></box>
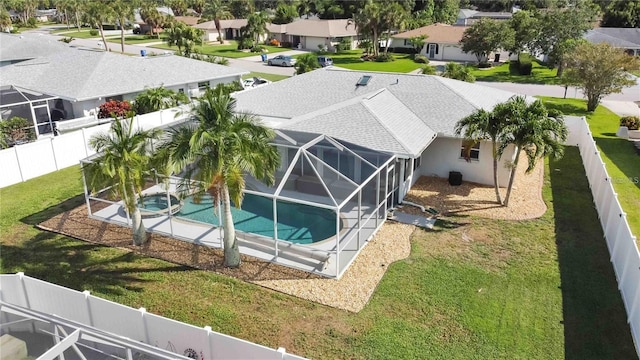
<box><xmin>294</xmin><ymin>53</ymin><xmax>320</xmax><ymax>74</ymax></box>
<box><xmin>133</xmin><ymin>86</ymin><xmax>189</xmax><ymax>114</ymax></box>
<box><xmin>441</xmin><ymin>62</ymin><xmax>475</xmax><ymax>82</ymax></box>
<box><xmin>84</xmin><ymin>0</ymin><xmax>115</xmax><ymax>51</ymax></box>
<box><xmin>165</xmin><ymin>21</ymin><xmax>203</xmax><ymax>56</ymax></box>
<box><xmin>83</xmin><ymin>117</ymin><xmax>162</xmax><ymax>246</ymax></box>
<box><xmin>0</xmin><ymin>6</ymin><xmax>11</xmax><ymax>32</ymax></box>
<box><xmin>140</xmin><ymin>4</ymin><xmax>166</xmax><ymax>38</ymax></box>
<box><xmin>158</xmin><ymin>87</ymin><xmax>280</xmax><ymax>267</ymax></box>
<box><xmin>497</xmin><ymin>96</ymin><xmax>568</xmax><ymax>206</ymax></box>
<box><xmin>203</xmin><ymin>0</ymin><xmax>233</xmax><ymax>44</ymax></box>
<box><xmin>455</xmin><ymin>107</ymin><xmax>510</xmax><ymax>205</ymax></box>
<box><xmin>245</xmin><ymin>11</ymin><xmax>269</xmax><ymax>45</ymax></box>
<box><xmin>349</xmin><ymin>0</ymin><xmax>382</xmax><ymax>56</ymax></box>
<box><xmin>381</xmin><ymin>2</ymin><xmax>407</xmax><ymax>54</ymax></box>
<box><xmin>111</xmin><ymin>0</ymin><xmax>134</xmax><ymax>54</ymax></box>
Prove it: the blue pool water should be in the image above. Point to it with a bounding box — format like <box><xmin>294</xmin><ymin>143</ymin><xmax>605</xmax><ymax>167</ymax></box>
<box><xmin>176</xmin><ymin>193</ymin><xmax>337</xmax><ymax>244</ymax></box>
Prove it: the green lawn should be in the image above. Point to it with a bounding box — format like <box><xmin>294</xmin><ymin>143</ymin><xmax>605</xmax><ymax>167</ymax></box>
<box><xmin>471</xmin><ymin>61</ymin><xmax>560</xmax><ymax>85</ymax></box>
<box><xmin>309</xmin><ymin>50</ymin><xmax>422</xmax><ymax>73</ymax></box>
<box><xmin>242</xmin><ymin>72</ymin><xmax>290</xmax><ymax>82</ymax></box>
<box><xmin>541</xmin><ymin>97</ymin><xmax>640</xmax><ymax>241</ymax></box>
<box><xmin>630</xmin><ymin>70</ymin><xmax>640</xmax><ymax>78</ymax></box>
<box><xmin>106</xmin><ymin>35</ymin><xmax>165</xmax><ymax>45</ymax></box>
<box><xmin>1</xmin><ymin>147</ymin><xmax>634</xmax><ymax>358</ymax></box>
<box><xmin>51</xmin><ymin>29</ymin><xmax>101</xmax><ymax>39</ymax></box>
<box><xmin>151</xmin><ymin>41</ymin><xmax>290</xmax><ymax>58</ymax></box>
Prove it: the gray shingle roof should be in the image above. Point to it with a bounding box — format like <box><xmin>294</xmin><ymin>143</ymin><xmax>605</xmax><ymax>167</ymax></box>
<box><xmin>585</xmin><ymin>28</ymin><xmax>640</xmax><ymax>48</ymax></box>
<box><xmin>0</xmin><ymin>48</ymin><xmax>247</xmax><ymax>101</ymax></box>
<box><xmin>233</xmin><ymin>68</ymin><xmax>523</xmax><ymax>139</ymax></box>
<box><xmin>0</xmin><ymin>33</ymin><xmax>72</xmax><ymax>63</ymax></box>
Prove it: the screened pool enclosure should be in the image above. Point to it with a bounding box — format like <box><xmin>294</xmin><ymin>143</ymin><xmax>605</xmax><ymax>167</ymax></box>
<box><xmin>82</xmin><ymin>130</ymin><xmax>396</xmax><ymax>278</ymax></box>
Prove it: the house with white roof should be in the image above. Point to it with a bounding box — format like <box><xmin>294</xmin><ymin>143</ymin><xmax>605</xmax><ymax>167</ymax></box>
<box><xmin>456</xmin><ymin>8</ymin><xmax>514</xmax><ymax>26</ymax></box>
<box><xmin>195</xmin><ymin>19</ymin><xmax>250</xmax><ymax>42</ymax></box>
<box><xmin>232</xmin><ymin>68</ymin><xmax>523</xmax><ymax>202</ymax></box>
<box><xmin>268</xmin><ymin>19</ymin><xmax>358</xmax><ymax>51</ymax></box>
<box><xmin>0</xmin><ymin>33</ymin><xmax>247</xmax><ymax>138</ymax></box>
<box><xmin>0</xmin><ymin>33</ymin><xmax>71</xmax><ymax>67</ymax></box>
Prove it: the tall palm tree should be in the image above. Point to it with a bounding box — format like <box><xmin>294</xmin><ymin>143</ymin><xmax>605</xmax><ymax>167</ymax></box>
<box><xmin>294</xmin><ymin>53</ymin><xmax>320</xmax><ymax>74</ymax></box>
<box><xmin>349</xmin><ymin>0</ymin><xmax>382</xmax><ymax>56</ymax></box>
<box><xmin>381</xmin><ymin>2</ymin><xmax>407</xmax><ymax>54</ymax></box>
<box><xmin>83</xmin><ymin>117</ymin><xmax>162</xmax><ymax>246</ymax></box>
<box><xmin>84</xmin><ymin>0</ymin><xmax>115</xmax><ymax>51</ymax></box>
<box><xmin>111</xmin><ymin>0</ymin><xmax>134</xmax><ymax>53</ymax></box>
<box><xmin>133</xmin><ymin>86</ymin><xmax>189</xmax><ymax>114</ymax></box>
<box><xmin>455</xmin><ymin>107</ymin><xmax>509</xmax><ymax>205</ymax></box>
<box><xmin>203</xmin><ymin>0</ymin><xmax>233</xmax><ymax>44</ymax></box>
<box><xmin>245</xmin><ymin>11</ymin><xmax>269</xmax><ymax>45</ymax></box>
<box><xmin>158</xmin><ymin>87</ymin><xmax>280</xmax><ymax>267</ymax></box>
<box><xmin>140</xmin><ymin>4</ymin><xmax>166</xmax><ymax>38</ymax></box>
<box><xmin>165</xmin><ymin>21</ymin><xmax>203</xmax><ymax>56</ymax></box>
<box><xmin>497</xmin><ymin>96</ymin><xmax>567</xmax><ymax>206</ymax></box>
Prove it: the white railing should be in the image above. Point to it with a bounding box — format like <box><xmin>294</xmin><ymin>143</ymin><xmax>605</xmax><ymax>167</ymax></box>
<box><xmin>0</xmin><ymin>273</ymin><xmax>307</xmax><ymax>360</ymax></box>
<box><xmin>0</xmin><ymin>106</ymin><xmax>191</xmax><ymax>189</ymax></box>
<box><xmin>565</xmin><ymin>116</ymin><xmax>640</xmax><ymax>356</ymax></box>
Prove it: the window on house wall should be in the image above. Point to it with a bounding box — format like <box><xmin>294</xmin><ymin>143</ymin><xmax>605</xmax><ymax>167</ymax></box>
<box><xmin>413</xmin><ymin>156</ymin><xmax>421</xmax><ymax>170</ymax></box>
<box><xmin>178</xmin><ymin>88</ymin><xmax>184</xmax><ymax>94</ymax></box>
<box><xmin>460</xmin><ymin>140</ymin><xmax>480</xmax><ymax>161</ymax></box>
<box><xmin>198</xmin><ymin>82</ymin><xmax>209</xmax><ymax>91</ymax></box>
<box><xmin>403</xmin><ymin>158</ymin><xmax>411</xmax><ymax>181</ymax></box>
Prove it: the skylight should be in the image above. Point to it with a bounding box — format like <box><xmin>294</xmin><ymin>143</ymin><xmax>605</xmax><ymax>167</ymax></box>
<box><xmin>356</xmin><ymin>75</ymin><xmax>372</xmax><ymax>86</ymax></box>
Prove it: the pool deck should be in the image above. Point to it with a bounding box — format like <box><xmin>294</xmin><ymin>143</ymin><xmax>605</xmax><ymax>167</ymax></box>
<box><xmin>91</xmin><ymin>185</ymin><xmax>384</xmax><ymax>278</ymax></box>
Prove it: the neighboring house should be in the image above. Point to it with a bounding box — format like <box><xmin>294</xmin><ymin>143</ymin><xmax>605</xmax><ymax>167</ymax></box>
<box><xmin>134</xmin><ymin>6</ymin><xmax>174</xmax><ymax>35</ymax></box>
<box><xmin>34</xmin><ymin>9</ymin><xmax>58</xmax><ymax>22</ymax></box>
<box><xmin>195</xmin><ymin>19</ymin><xmax>249</xmax><ymax>42</ymax></box>
<box><xmin>233</xmin><ymin>68</ymin><xmax>524</xmax><ymax>203</ymax></box>
<box><xmin>0</xmin><ymin>37</ymin><xmax>247</xmax><ymax>138</ymax></box>
<box><xmin>174</xmin><ymin>16</ymin><xmax>200</xmax><ymax>26</ymax></box>
<box><xmin>269</xmin><ymin>19</ymin><xmax>358</xmax><ymax>51</ymax></box>
<box><xmin>390</xmin><ymin>23</ymin><xmax>510</xmax><ymax>62</ymax></box>
<box><xmin>0</xmin><ymin>33</ymin><xmax>71</xmax><ymax>67</ymax></box>
<box><xmin>584</xmin><ymin>28</ymin><xmax>640</xmax><ymax>56</ymax></box>
<box><xmin>456</xmin><ymin>8</ymin><xmax>514</xmax><ymax>25</ymax></box>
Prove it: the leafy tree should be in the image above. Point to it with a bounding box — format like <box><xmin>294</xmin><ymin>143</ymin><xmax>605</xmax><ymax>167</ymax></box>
<box><xmin>408</xmin><ymin>35</ymin><xmax>427</xmax><ymax>54</ymax></box>
<box><xmin>189</xmin><ymin>0</ymin><xmax>205</xmax><ymax>15</ymax></box>
<box><xmin>0</xmin><ymin>117</ymin><xmax>35</xmax><ymax>149</ymax></box>
<box><xmin>455</xmin><ymin>106</ymin><xmax>510</xmax><ymax>205</ymax></box>
<box><xmin>407</xmin><ymin>8</ymin><xmax>434</xmax><ymax>29</ymax></box>
<box><xmin>167</xmin><ymin>0</ymin><xmax>188</xmax><ymax>16</ymax></box>
<box><xmin>563</xmin><ymin>42</ymin><xmax>639</xmax><ymax>112</ymax></box>
<box><xmin>140</xmin><ymin>4</ymin><xmax>168</xmax><ymax>38</ymax></box>
<box><xmin>273</xmin><ymin>2</ymin><xmax>298</xmax><ymax>24</ymax></box>
<box><xmin>228</xmin><ymin>0</ymin><xmax>253</xmax><ymax>19</ymax></box>
<box><xmin>55</xmin><ymin>0</ymin><xmax>84</xmax><ymax>32</ymax></box>
<box><xmin>532</xmin><ymin>3</ymin><xmax>598</xmax><ymax>76</ymax></box>
<box><xmin>600</xmin><ymin>0</ymin><xmax>640</xmax><ymax>28</ymax></box>
<box><xmin>203</xmin><ymin>0</ymin><xmax>233</xmax><ymax>44</ymax></box>
<box><xmin>460</xmin><ymin>18</ymin><xmax>514</xmax><ymax>64</ymax></box>
<box><xmin>297</xmin><ymin>0</ymin><xmax>317</xmax><ymax>19</ymax></box>
<box><xmin>0</xmin><ymin>6</ymin><xmax>12</xmax><ymax>32</ymax></box>
<box><xmin>110</xmin><ymin>0</ymin><xmax>134</xmax><ymax>54</ymax></box>
<box><xmin>157</xmin><ymin>87</ymin><xmax>280</xmax><ymax>268</ymax></box>
<box><xmin>497</xmin><ymin>96</ymin><xmax>567</xmax><ymax>207</ymax></box>
<box><xmin>133</xmin><ymin>86</ymin><xmax>190</xmax><ymax>114</ymax></box>
<box><xmin>507</xmin><ymin>10</ymin><xmax>538</xmax><ymax>61</ymax></box>
<box><xmin>349</xmin><ymin>0</ymin><xmax>382</xmax><ymax>56</ymax></box>
<box><xmin>165</xmin><ymin>21</ymin><xmax>204</xmax><ymax>56</ymax></box>
<box><xmin>433</xmin><ymin>0</ymin><xmax>458</xmax><ymax>24</ymax></box>
<box><xmin>441</xmin><ymin>62</ymin><xmax>475</xmax><ymax>82</ymax></box>
<box><xmin>7</xmin><ymin>0</ymin><xmax>38</xmax><ymax>24</ymax></box>
<box><xmin>84</xmin><ymin>0</ymin><xmax>115</xmax><ymax>50</ymax></box>
<box><xmin>244</xmin><ymin>11</ymin><xmax>269</xmax><ymax>45</ymax></box>
<box><xmin>295</xmin><ymin>53</ymin><xmax>320</xmax><ymax>74</ymax></box>
<box><xmin>381</xmin><ymin>2</ymin><xmax>409</xmax><ymax>54</ymax></box>
<box><xmin>84</xmin><ymin>117</ymin><xmax>162</xmax><ymax>246</ymax></box>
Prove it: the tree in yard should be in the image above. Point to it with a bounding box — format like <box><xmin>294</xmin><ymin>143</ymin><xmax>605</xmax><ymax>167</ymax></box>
<box><xmin>563</xmin><ymin>42</ymin><xmax>639</xmax><ymax>112</ymax></box>
<box><xmin>228</xmin><ymin>0</ymin><xmax>253</xmax><ymax>19</ymax></box>
<box><xmin>165</xmin><ymin>21</ymin><xmax>204</xmax><ymax>56</ymax></box>
<box><xmin>460</xmin><ymin>18</ymin><xmax>514</xmax><ymax>64</ymax></box>
<box><xmin>273</xmin><ymin>2</ymin><xmax>298</xmax><ymax>25</ymax></box>
<box><xmin>497</xmin><ymin>96</ymin><xmax>567</xmax><ymax>207</ymax></box>
<box><xmin>110</xmin><ymin>0</ymin><xmax>134</xmax><ymax>54</ymax></box>
<box><xmin>600</xmin><ymin>0</ymin><xmax>640</xmax><ymax>28</ymax></box>
<box><xmin>84</xmin><ymin>0</ymin><xmax>115</xmax><ymax>51</ymax></box>
<box><xmin>532</xmin><ymin>4</ymin><xmax>598</xmax><ymax>77</ymax></box>
<box><xmin>455</xmin><ymin>106</ymin><xmax>511</xmax><ymax>205</ymax></box>
<box><xmin>167</xmin><ymin>0</ymin><xmax>188</xmax><ymax>16</ymax></box>
<box><xmin>244</xmin><ymin>11</ymin><xmax>269</xmax><ymax>45</ymax></box>
<box><xmin>441</xmin><ymin>62</ymin><xmax>475</xmax><ymax>82</ymax></box>
<box><xmin>0</xmin><ymin>117</ymin><xmax>35</xmax><ymax>149</ymax></box>
<box><xmin>133</xmin><ymin>86</ymin><xmax>190</xmax><ymax>115</ymax></box>
<box><xmin>156</xmin><ymin>87</ymin><xmax>280</xmax><ymax>267</ymax></box>
<box><xmin>408</xmin><ymin>35</ymin><xmax>427</xmax><ymax>55</ymax></box>
<box><xmin>140</xmin><ymin>4</ymin><xmax>168</xmax><ymax>38</ymax></box>
<box><xmin>381</xmin><ymin>2</ymin><xmax>409</xmax><ymax>54</ymax></box>
<box><xmin>295</xmin><ymin>53</ymin><xmax>320</xmax><ymax>74</ymax></box>
<box><xmin>507</xmin><ymin>10</ymin><xmax>538</xmax><ymax>61</ymax></box>
<box><xmin>433</xmin><ymin>0</ymin><xmax>459</xmax><ymax>24</ymax></box>
<box><xmin>349</xmin><ymin>0</ymin><xmax>383</xmax><ymax>57</ymax></box>
<box><xmin>203</xmin><ymin>0</ymin><xmax>233</xmax><ymax>44</ymax></box>
<box><xmin>0</xmin><ymin>6</ymin><xmax>12</xmax><ymax>32</ymax></box>
<box><xmin>83</xmin><ymin>117</ymin><xmax>163</xmax><ymax>246</ymax></box>
<box><xmin>56</xmin><ymin>0</ymin><xmax>84</xmax><ymax>32</ymax></box>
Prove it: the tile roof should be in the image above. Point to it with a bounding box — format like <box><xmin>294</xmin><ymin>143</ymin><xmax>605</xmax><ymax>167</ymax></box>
<box><xmin>585</xmin><ymin>28</ymin><xmax>640</xmax><ymax>48</ymax></box>
<box><xmin>392</xmin><ymin>23</ymin><xmax>468</xmax><ymax>43</ymax></box>
<box><xmin>0</xmin><ymin>48</ymin><xmax>247</xmax><ymax>101</ymax></box>
<box><xmin>0</xmin><ymin>33</ymin><xmax>72</xmax><ymax>62</ymax></box>
<box><xmin>233</xmin><ymin>68</ymin><xmax>526</xmax><ymax>156</ymax></box>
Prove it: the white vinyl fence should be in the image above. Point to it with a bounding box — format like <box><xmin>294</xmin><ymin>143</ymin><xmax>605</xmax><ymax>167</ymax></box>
<box><xmin>0</xmin><ymin>106</ymin><xmax>191</xmax><ymax>189</ymax></box>
<box><xmin>0</xmin><ymin>273</ymin><xmax>306</xmax><ymax>360</ymax></box>
<box><xmin>565</xmin><ymin>116</ymin><xmax>640</xmax><ymax>356</ymax></box>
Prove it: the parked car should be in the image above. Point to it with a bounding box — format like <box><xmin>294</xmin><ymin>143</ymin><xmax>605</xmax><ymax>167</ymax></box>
<box><xmin>242</xmin><ymin>77</ymin><xmax>271</xmax><ymax>89</ymax></box>
<box><xmin>317</xmin><ymin>56</ymin><xmax>333</xmax><ymax>67</ymax></box>
<box><xmin>267</xmin><ymin>55</ymin><xmax>296</xmax><ymax>67</ymax></box>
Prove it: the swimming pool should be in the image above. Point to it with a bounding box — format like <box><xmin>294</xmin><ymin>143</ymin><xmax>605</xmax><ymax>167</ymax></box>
<box><xmin>175</xmin><ymin>193</ymin><xmax>337</xmax><ymax>244</ymax></box>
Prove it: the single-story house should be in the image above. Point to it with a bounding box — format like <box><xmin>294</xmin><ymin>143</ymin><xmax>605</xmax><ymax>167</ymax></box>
<box><xmin>232</xmin><ymin>68</ymin><xmax>526</xmax><ymax>203</ymax></box>
<box><xmin>194</xmin><ymin>19</ymin><xmax>249</xmax><ymax>42</ymax></box>
<box><xmin>584</xmin><ymin>27</ymin><xmax>640</xmax><ymax>56</ymax></box>
<box><xmin>456</xmin><ymin>8</ymin><xmax>514</xmax><ymax>25</ymax></box>
<box><xmin>268</xmin><ymin>19</ymin><xmax>359</xmax><ymax>51</ymax></box>
<box><xmin>134</xmin><ymin>6</ymin><xmax>174</xmax><ymax>35</ymax></box>
<box><xmin>390</xmin><ymin>23</ymin><xmax>510</xmax><ymax>63</ymax></box>
<box><xmin>0</xmin><ymin>40</ymin><xmax>247</xmax><ymax>138</ymax></box>
<box><xmin>0</xmin><ymin>33</ymin><xmax>71</xmax><ymax>67</ymax></box>
<box><xmin>174</xmin><ymin>16</ymin><xmax>200</xmax><ymax>26</ymax></box>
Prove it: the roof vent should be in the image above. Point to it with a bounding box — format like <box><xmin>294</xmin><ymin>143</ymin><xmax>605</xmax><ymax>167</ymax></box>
<box><xmin>356</xmin><ymin>75</ymin><xmax>372</xmax><ymax>86</ymax></box>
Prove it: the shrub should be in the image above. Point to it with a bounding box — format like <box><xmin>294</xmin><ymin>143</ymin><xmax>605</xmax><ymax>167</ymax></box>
<box><xmin>26</xmin><ymin>18</ymin><xmax>37</xmax><ymax>28</ymax></box>
<box><xmin>336</xmin><ymin>37</ymin><xmax>352</xmax><ymax>52</ymax></box>
<box><xmin>374</xmin><ymin>53</ymin><xmax>394</xmax><ymax>62</ymax></box>
<box><xmin>280</xmin><ymin>41</ymin><xmax>292</xmax><ymax>48</ymax></box>
<box><xmin>269</xmin><ymin>38</ymin><xmax>280</xmax><ymax>46</ymax></box>
<box><xmin>421</xmin><ymin>65</ymin><xmax>437</xmax><ymax>75</ymax></box>
<box><xmin>414</xmin><ymin>54</ymin><xmax>429</xmax><ymax>64</ymax></box>
<box><xmin>477</xmin><ymin>62</ymin><xmax>492</xmax><ymax>69</ymax></box>
<box><xmin>518</xmin><ymin>53</ymin><xmax>533</xmax><ymax>75</ymax></box>
<box><xmin>388</xmin><ymin>47</ymin><xmax>415</xmax><ymax>54</ymax></box>
<box><xmin>98</xmin><ymin>100</ymin><xmax>132</xmax><ymax>119</ymax></box>
<box><xmin>89</xmin><ymin>29</ymin><xmax>99</xmax><ymax>36</ymax></box>
<box><xmin>0</xmin><ymin>117</ymin><xmax>35</xmax><ymax>149</ymax></box>
<box><xmin>250</xmin><ymin>45</ymin><xmax>266</xmax><ymax>53</ymax></box>
<box><xmin>237</xmin><ymin>37</ymin><xmax>253</xmax><ymax>50</ymax></box>
<box><xmin>620</xmin><ymin>116</ymin><xmax>640</xmax><ymax>130</ymax></box>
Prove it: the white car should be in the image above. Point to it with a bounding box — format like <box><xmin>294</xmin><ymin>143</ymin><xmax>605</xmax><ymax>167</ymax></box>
<box><xmin>242</xmin><ymin>77</ymin><xmax>271</xmax><ymax>89</ymax></box>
